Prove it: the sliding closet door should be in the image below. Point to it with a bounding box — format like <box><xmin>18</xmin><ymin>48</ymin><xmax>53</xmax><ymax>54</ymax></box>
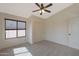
<box><xmin>68</xmin><ymin>17</ymin><xmax>79</xmax><ymax>49</ymax></box>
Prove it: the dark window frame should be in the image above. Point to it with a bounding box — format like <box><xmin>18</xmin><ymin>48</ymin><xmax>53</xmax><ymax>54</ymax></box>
<box><xmin>5</xmin><ymin>18</ymin><xmax>26</xmax><ymax>39</ymax></box>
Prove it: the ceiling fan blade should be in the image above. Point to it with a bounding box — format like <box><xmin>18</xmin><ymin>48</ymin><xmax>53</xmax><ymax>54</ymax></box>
<box><xmin>35</xmin><ymin>3</ymin><xmax>40</xmax><ymax>8</ymax></box>
<box><xmin>44</xmin><ymin>9</ymin><xmax>51</xmax><ymax>13</ymax></box>
<box><xmin>45</xmin><ymin>3</ymin><xmax>52</xmax><ymax>8</ymax></box>
<box><xmin>41</xmin><ymin>3</ymin><xmax>43</xmax><ymax>8</ymax></box>
<box><xmin>32</xmin><ymin>9</ymin><xmax>40</xmax><ymax>12</ymax></box>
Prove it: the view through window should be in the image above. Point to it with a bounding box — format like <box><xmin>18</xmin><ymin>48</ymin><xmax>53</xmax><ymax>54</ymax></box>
<box><xmin>5</xmin><ymin>19</ymin><xmax>26</xmax><ymax>39</ymax></box>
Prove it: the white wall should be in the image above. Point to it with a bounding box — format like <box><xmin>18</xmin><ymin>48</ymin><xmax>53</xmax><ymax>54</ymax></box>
<box><xmin>26</xmin><ymin>18</ymin><xmax>32</xmax><ymax>44</ymax></box>
<box><xmin>0</xmin><ymin>12</ymin><xmax>28</xmax><ymax>50</ymax></box>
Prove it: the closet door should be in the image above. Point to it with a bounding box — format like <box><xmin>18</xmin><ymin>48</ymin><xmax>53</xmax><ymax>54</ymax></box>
<box><xmin>68</xmin><ymin>17</ymin><xmax>79</xmax><ymax>49</ymax></box>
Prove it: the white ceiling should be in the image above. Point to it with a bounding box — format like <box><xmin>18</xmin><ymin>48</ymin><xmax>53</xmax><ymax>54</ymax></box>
<box><xmin>0</xmin><ymin>3</ymin><xmax>73</xmax><ymax>19</ymax></box>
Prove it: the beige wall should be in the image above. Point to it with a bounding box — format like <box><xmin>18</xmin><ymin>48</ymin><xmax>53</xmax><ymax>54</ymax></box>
<box><xmin>28</xmin><ymin>15</ymin><xmax>45</xmax><ymax>44</ymax></box>
<box><xmin>45</xmin><ymin>4</ymin><xmax>79</xmax><ymax>49</ymax></box>
<box><xmin>1</xmin><ymin>3</ymin><xmax>79</xmax><ymax>50</ymax></box>
<box><xmin>0</xmin><ymin>12</ymin><xmax>28</xmax><ymax>50</ymax></box>
<box><xmin>0</xmin><ymin>12</ymin><xmax>45</xmax><ymax>49</ymax></box>
<box><xmin>45</xmin><ymin>17</ymin><xmax>68</xmax><ymax>46</ymax></box>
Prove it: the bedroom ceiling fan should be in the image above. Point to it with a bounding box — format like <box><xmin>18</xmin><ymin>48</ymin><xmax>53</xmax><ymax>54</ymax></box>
<box><xmin>32</xmin><ymin>3</ymin><xmax>53</xmax><ymax>15</ymax></box>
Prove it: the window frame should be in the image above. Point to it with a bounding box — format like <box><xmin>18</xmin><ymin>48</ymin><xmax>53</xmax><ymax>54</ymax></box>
<box><xmin>5</xmin><ymin>18</ymin><xmax>26</xmax><ymax>39</ymax></box>
<box><xmin>17</xmin><ymin>20</ymin><xmax>26</xmax><ymax>37</ymax></box>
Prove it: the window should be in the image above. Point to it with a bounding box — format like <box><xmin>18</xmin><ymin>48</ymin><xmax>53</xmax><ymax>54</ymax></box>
<box><xmin>18</xmin><ymin>21</ymin><xmax>26</xmax><ymax>37</ymax></box>
<box><xmin>5</xmin><ymin>19</ymin><xmax>26</xmax><ymax>39</ymax></box>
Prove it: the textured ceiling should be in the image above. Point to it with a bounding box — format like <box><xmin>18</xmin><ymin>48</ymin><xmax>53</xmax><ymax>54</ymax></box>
<box><xmin>0</xmin><ymin>3</ymin><xmax>73</xmax><ymax>19</ymax></box>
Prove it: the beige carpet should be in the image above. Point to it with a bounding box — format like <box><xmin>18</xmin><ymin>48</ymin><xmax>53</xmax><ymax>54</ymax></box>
<box><xmin>0</xmin><ymin>40</ymin><xmax>79</xmax><ymax>56</ymax></box>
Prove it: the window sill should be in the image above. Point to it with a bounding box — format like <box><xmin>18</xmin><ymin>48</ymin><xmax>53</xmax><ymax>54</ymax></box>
<box><xmin>6</xmin><ymin>36</ymin><xmax>26</xmax><ymax>40</ymax></box>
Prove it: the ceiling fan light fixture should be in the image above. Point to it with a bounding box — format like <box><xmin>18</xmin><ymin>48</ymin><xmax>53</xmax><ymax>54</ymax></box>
<box><xmin>39</xmin><ymin>9</ymin><xmax>45</xmax><ymax>13</ymax></box>
<box><xmin>33</xmin><ymin>3</ymin><xmax>53</xmax><ymax>15</ymax></box>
